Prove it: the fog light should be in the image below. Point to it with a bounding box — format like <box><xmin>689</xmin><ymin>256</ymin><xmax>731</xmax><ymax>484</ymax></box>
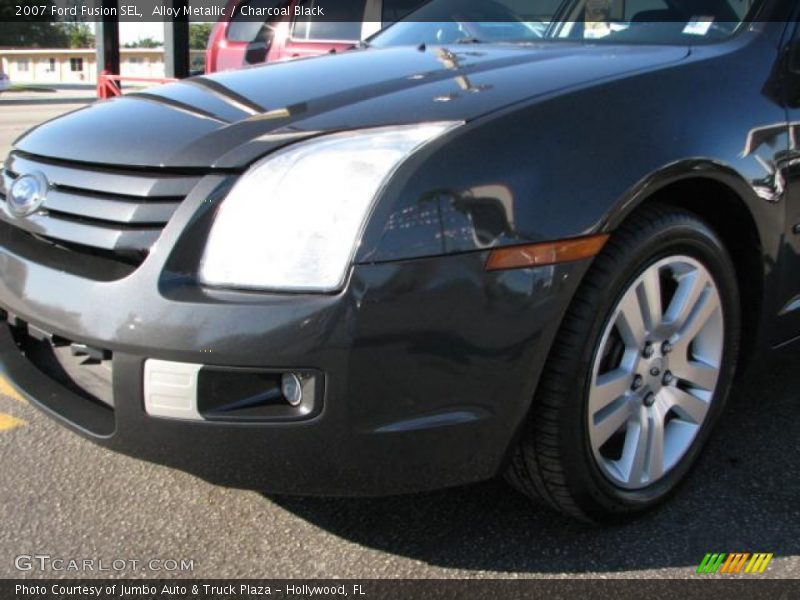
<box><xmin>281</xmin><ymin>373</ymin><xmax>303</xmax><ymax>406</ymax></box>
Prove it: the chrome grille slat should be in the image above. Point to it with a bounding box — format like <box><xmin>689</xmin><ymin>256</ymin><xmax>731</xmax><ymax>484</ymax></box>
<box><xmin>0</xmin><ymin>202</ymin><xmax>161</xmax><ymax>253</ymax></box>
<box><xmin>6</xmin><ymin>153</ymin><xmax>200</xmax><ymax>197</ymax></box>
<box><xmin>0</xmin><ymin>152</ymin><xmax>200</xmax><ymax>264</ymax></box>
<box><xmin>39</xmin><ymin>189</ymin><xmax>180</xmax><ymax>225</ymax></box>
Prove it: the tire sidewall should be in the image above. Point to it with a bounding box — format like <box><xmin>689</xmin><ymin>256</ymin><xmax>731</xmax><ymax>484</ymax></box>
<box><xmin>560</xmin><ymin>216</ymin><xmax>741</xmax><ymax>520</ymax></box>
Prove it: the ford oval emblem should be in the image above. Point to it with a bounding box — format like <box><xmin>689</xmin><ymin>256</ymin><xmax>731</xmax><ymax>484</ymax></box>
<box><xmin>6</xmin><ymin>171</ymin><xmax>49</xmax><ymax>218</ymax></box>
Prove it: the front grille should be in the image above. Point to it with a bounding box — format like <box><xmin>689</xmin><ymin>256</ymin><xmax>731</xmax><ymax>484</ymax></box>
<box><xmin>0</xmin><ymin>151</ymin><xmax>202</xmax><ymax>267</ymax></box>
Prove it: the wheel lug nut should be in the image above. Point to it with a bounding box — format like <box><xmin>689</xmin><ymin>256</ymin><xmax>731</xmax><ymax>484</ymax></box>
<box><xmin>631</xmin><ymin>375</ymin><xmax>644</xmax><ymax>391</ymax></box>
<box><xmin>662</xmin><ymin>371</ymin><xmax>675</xmax><ymax>386</ymax></box>
<box><xmin>643</xmin><ymin>392</ymin><xmax>656</xmax><ymax>407</ymax></box>
<box><xmin>642</xmin><ymin>343</ymin><xmax>654</xmax><ymax>359</ymax></box>
<box><xmin>662</xmin><ymin>341</ymin><xmax>673</xmax><ymax>354</ymax></box>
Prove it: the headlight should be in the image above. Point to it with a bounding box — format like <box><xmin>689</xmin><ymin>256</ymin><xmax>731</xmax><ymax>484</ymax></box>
<box><xmin>198</xmin><ymin>122</ymin><xmax>461</xmax><ymax>292</ymax></box>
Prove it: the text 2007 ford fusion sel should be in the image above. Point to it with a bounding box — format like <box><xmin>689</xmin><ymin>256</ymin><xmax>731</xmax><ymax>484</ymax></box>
<box><xmin>1</xmin><ymin>0</ymin><xmax>799</xmax><ymax>522</ymax></box>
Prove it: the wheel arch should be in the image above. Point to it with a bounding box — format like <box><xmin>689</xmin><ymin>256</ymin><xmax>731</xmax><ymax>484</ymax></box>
<box><xmin>602</xmin><ymin>163</ymin><xmax>768</xmax><ymax>371</ymax></box>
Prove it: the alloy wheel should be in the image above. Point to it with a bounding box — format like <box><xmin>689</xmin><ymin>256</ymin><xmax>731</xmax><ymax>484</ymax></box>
<box><xmin>587</xmin><ymin>255</ymin><xmax>724</xmax><ymax>490</ymax></box>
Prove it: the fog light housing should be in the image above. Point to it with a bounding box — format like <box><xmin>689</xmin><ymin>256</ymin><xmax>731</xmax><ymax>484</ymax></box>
<box><xmin>144</xmin><ymin>359</ymin><xmax>321</xmax><ymax>421</ymax></box>
<box><xmin>281</xmin><ymin>373</ymin><xmax>303</xmax><ymax>407</ymax></box>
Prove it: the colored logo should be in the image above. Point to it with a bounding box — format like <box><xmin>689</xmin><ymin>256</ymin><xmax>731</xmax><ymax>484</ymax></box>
<box><xmin>6</xmin><ymin>171</ymin><xmax>48</xmax><ymax>218</ymax></box>
<box><xmin>697</xmin><ymin>553</ymin><xmax>773</xmax><ymax>575</ymax></box>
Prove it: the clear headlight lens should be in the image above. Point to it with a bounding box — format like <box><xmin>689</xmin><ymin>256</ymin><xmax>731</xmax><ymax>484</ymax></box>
<box><xmin>198</xmin><ymin>122</ymin><xmax>460</xmax><ymax>292</ymax></box>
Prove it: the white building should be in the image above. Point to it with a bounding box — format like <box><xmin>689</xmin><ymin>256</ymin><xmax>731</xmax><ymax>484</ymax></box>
<box><xmin>0</xmin><ymin>48</ymin><xmax>206</xmax><ymax>85</ymax></box>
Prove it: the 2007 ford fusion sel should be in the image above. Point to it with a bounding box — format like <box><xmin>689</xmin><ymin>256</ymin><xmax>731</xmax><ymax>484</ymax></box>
<box><xmin>1</xmin><ymin>0</ymin><xmax>799</xmax><ymax>522</ymax></box>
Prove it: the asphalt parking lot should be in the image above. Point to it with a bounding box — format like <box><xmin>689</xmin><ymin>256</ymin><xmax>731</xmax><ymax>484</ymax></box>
<box><xmin>0</xmin><ymin>95</ymin><xmax>799</xmax><ymax>579</ymax></box>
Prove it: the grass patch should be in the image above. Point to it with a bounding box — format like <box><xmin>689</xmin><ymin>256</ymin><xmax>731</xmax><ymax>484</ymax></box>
<box><xmin>3</xmin><ymin>85</ymin><xmax>57</xmax><ymax>93</ymax></box>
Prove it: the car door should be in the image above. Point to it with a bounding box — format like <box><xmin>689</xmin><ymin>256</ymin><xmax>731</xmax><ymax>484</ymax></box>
<box><xmin>773</xmin><ymin>17</ymin><xmax>800</xmax><ymax>343</ymax></box>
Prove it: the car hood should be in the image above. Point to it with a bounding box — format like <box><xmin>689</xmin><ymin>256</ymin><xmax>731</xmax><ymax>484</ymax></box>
<box><xmin>14</xmin><ymin>44</ymin><xmax>689</xmax><ymax>169</ymax></box>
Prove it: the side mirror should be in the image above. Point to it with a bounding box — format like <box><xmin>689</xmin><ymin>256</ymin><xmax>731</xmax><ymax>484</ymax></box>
<box><xmin>244</xmin><ymin>25</ymin><xmax>275</xmax><ymax>66</ymax></box>
<box><xmin>244</xmin><ymin>42</ymin><xmax>269</xmax><ymax>65</ymax></box>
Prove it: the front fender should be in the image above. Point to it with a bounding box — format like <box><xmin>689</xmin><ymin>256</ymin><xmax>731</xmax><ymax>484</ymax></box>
<box><xmin>356</xmin><ymin>32</ymin><xmax>786</xmax><ymax>267</ymax></box>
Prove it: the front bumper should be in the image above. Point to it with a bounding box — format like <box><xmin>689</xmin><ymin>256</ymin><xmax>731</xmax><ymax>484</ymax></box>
<box><xmin>0</xmin><ymin>177</ymin><xmax>590</xmax><ymax>495</ymax></box>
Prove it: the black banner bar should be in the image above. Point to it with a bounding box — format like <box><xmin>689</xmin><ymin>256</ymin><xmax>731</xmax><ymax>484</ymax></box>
<box><xmin>1</xmin><ymin>0</ymin><xmax>799</xmax><ymax>23</ymax></box>
<box><xmin>3</xmin><ymin>579</ymin><xmax>800</xmax><ymax>600</ymax></box>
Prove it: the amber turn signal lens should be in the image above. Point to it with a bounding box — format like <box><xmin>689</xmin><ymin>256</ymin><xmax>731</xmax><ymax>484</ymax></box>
<box><xmin>485</xmin><ymin>234</ymin><xmax>610</xmax><ymax>271</ymax></box>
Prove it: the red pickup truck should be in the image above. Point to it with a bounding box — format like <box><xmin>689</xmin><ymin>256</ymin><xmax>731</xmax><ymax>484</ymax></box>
<box><xmin>206</xmin><ymin>0</ymin><xmax>424</xmax><ymax>73</ymax></box>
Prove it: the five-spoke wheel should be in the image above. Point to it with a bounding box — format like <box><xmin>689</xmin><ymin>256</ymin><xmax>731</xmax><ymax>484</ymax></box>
<box><xmin>508</xmin><ymin>205</ymin><xmax>740</xmax><ymax>521</ymax></box>
<box><xmin>588</xmin><ymin>256</ymin><xmax>723</xmax><ymax>489</ymax></box>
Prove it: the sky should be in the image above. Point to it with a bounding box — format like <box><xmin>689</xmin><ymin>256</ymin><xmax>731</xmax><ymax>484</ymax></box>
<box><xmin>84</xmin><ymin>23</ymin><xmax>166</xmax><ymax>45</ymax></box>
<box><xmin>119</xmin><ymin>22</ymin><xmax>165</xmax><ymax>44</ymax></box>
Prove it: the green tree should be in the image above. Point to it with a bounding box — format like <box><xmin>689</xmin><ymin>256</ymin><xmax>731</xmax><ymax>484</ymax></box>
<box><xmin>0</xmin><ymin>0</ymin><xmax>70</xmax><ymax>47</ymax></box>
<box><xmin>124</xmin><ymin>37</ymin><xmax>162</xmax><ymax>49</ymax></box>
<box><xmin>64</xmin><ymin>23</ymin><xmax>94</xmax><ymax>48</ymax></box>
<box><xmin>189</xmin><ymin>23</ymin><xmax>213</xmax><ymax>50</ymax></box>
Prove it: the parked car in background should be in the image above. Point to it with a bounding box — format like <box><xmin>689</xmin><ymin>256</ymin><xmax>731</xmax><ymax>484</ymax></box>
<box><xmin>0</xmin><ymin>73</ymin><xmax>11</xmax><ymax>92</ymax></box>
<box><xmin>206</xmin><ymin>0</ymin><xmax>426</xmax><ymax>73</ymax></box>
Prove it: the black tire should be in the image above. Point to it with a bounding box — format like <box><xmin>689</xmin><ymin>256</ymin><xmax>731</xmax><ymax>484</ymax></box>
<box><xmin>507</xmin><ymin>203</ymin><xmax>741</xmax><ymax>523</ymax></box>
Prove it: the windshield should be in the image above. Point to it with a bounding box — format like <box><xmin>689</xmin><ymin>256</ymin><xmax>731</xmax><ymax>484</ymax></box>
<box><xmin>370</xmin><ymin>0</ymin><xmax>762</xmax><ymax>47</ymax></box>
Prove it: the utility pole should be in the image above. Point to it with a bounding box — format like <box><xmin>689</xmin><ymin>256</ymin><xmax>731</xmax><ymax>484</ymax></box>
<box><xmin>95</xmin><ymin>0</ymin><xmax>120</xmax><ymax>89</ymax></box>
<box><xmin>164</xmin><ymin>0</ymin><xmax>190</xmax><ymax>79</ymax></box>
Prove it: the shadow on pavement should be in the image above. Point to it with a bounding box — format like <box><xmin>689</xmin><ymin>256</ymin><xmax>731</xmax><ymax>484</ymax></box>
<box><xmin>269</xmin><ymin>349</ymin><xmax>800</xmax><ymax>574</ymax></box>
